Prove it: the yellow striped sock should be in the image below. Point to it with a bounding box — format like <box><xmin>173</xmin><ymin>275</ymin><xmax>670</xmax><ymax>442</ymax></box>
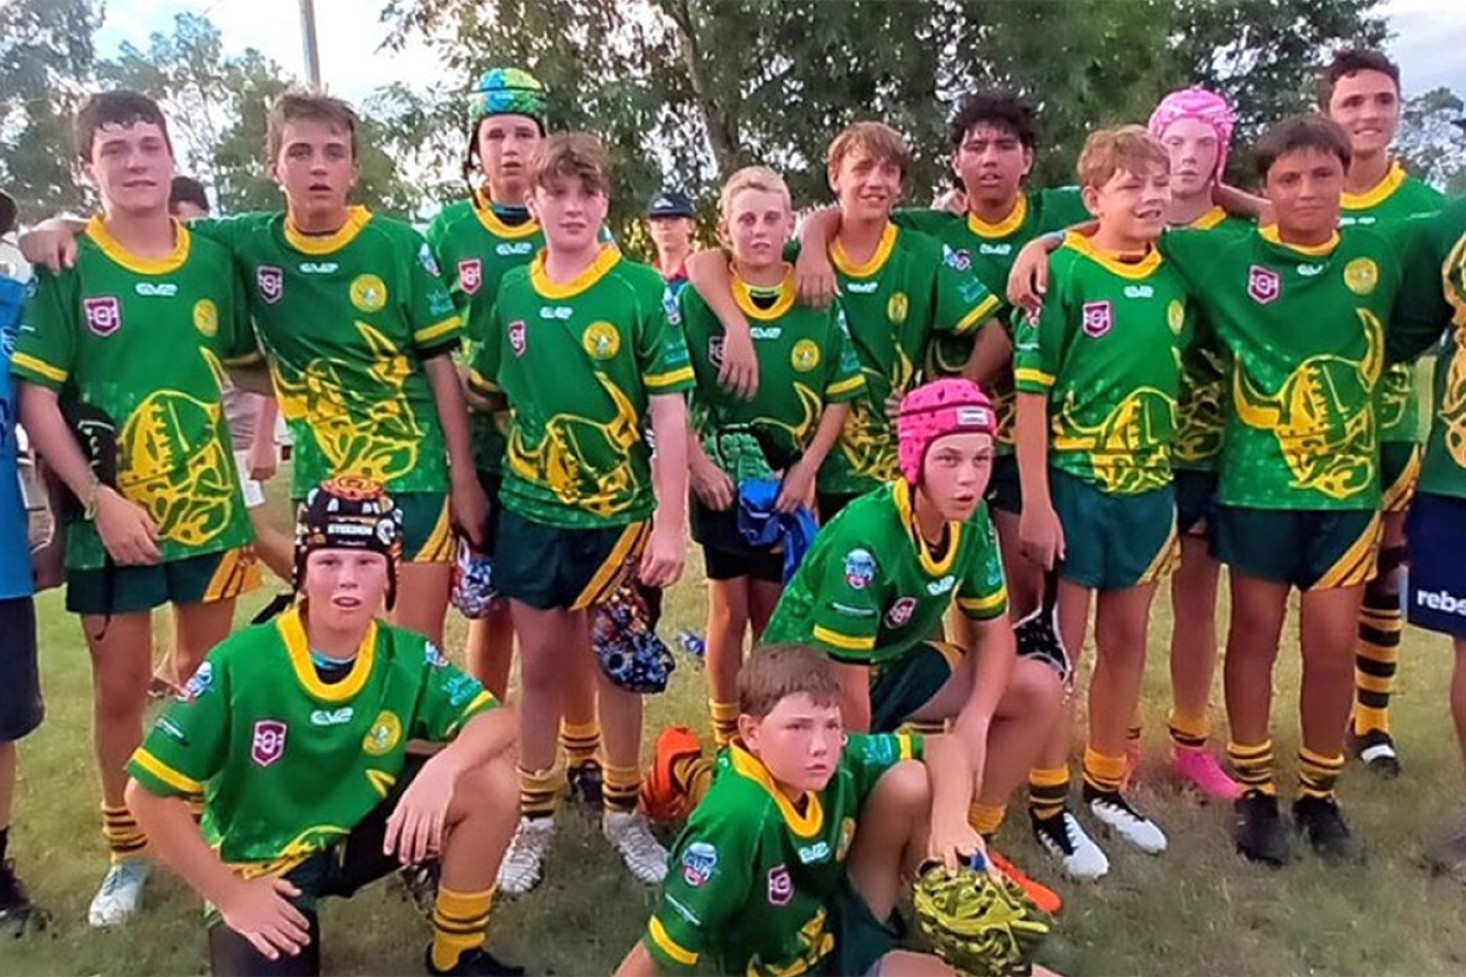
<box><xmin>1027</xmin><ymin>766</ymin><xmax>1070</xmax><ymax>821</ymax></box>
<box><xmin>968</xmin><ymin>801</ymin><xmax>1006</xmax><ymax>837</ymax></box>
<box><xmin>560</xmin><ymin>719</ymin><xmax>601</xmax><ymax>770</ymax></box>
<box><xmin>430</xmin><ymin>886</ymin><xmax>492</xmax><ymax>971</ymax></box>
<box><xmin>101</xmin><ymin>803</ymin><xmax>147</xmax><ymax>862</ymax></box>
<box><xmin>1297</xmin><ymin>747</ymin><xmax>1346</xmax><ymax>801</ymax></box>
<box><xmin>603</xmin><ymin>761</ymin><xmax>640</xmax><ymax>814</ymax></box>
<box><xmin>1082</xmin><ymin>746</ymin><xmax>1126</xmax><ymax>795</ymax></box>
<box><xmin>708</xmin><ymin>700</ymin><xmax>739</xmax><ymax>749</ymax></box>
<box><xmin>1167</xmin><ymin>710</ymin><xmax>1209</xmax><ymax>750</ymax></box>
<box><xmin>1354</xmin><ymin>592</ymin><xmax>1401</xmax><ymax>736</ymax></box>
<box><xmin>1227</xmin><ymin>740</ymin><xmax>1276</xmax><ymax>796</ymax></box>
<box><xmin>518</xmin><ymin>762</ymin><xmax>564</xmax><ymax>820</ymax></box>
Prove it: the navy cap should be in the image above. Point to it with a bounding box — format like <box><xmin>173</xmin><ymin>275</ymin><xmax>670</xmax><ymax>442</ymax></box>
<box><xmin>648</xmin><ymin>189</ymin><xmax>695</xmax><ymax>219</ymax></box>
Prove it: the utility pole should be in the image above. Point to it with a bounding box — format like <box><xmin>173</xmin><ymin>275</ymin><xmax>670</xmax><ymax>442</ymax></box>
<box><xmin>298</xmin><ymin>0</ymin><xmax>322</xmax><ymax>89</ymax></box>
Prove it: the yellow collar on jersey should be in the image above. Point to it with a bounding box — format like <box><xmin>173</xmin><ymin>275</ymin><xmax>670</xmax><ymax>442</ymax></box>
<box><xmin>85</xmin><ymin>216</ymin><xmax>190</xmax><ymax>275</ymax></box>
<box><xmin>728</xmin><ymin>742</ymin><xmax>825</xmax><ymax>838</ymax></box>
<box><xmin>277</xmin><ymin>605</ymin><xmax>379</xmax><ymax>702</ymax></box>
<box><xmin>967</xmin><ymin>195</ymin><xmax>1029</xmax><ymax>238</ymax></box>
<box><xmin>1187</xmin><ymin>205</ymin><xmax>1229</xmax><ymax>231</ymax></box>
<box><xmin>1259</xmin><ymin>223</ymin><xmax>1339</xmax><ymax>257</ymax></box>
<box><xmin>1341</xmin><ymin>159</ymin><xmax>1407</xmax><ymax>212</ymax></box>
<box><xmin>1063</xmin><ymin>230</ymin><xmax>1162</xmax><ymax>280</ymax></box>
<box><xmin>830</xmin><ymin>222</ymin><xmax>897</xmax><ymax>278</ymax></box>
<box><xmin>529</xmin><ymin>244</ymin><xmax>621</xmax><ymax>299</ymax></box>
<box><xmin>285</xmin><ymin>205</ymin><xmax>372</xmax><ymax>255</ymax></box>
<box><xmin>732</xmin><ymin>265</ymin><xmax>797</xmax><ymax>320</ymax></box>
<box><xmin>892</xmin><ymin>480</ymin><xmax>961</xmax><ymax>578</ymax></box>
<box><xmin>471</xmin><ymin>187</ymin><xmax>541</xmax><ymax>239</ymax></box>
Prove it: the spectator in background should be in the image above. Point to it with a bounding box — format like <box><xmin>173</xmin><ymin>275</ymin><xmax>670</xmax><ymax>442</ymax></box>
<box><xmin>646</xmin><ymin>189</ymin><xmax>696</xmax><ymax>294</ymax></box>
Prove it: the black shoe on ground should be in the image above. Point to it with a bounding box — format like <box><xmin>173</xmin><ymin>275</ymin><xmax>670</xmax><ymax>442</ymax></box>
<box><xmin>0</xmin><ymin>859</ymin><xmax>47</xmax><ymax>936</ymax></box>
<box><xmin>1234</xmin><ymin>791</ymin><xmax>1293</xmax><ymax>867</ymax></box>
<box><xmin>425</xmin><ymin>945</ymin><xmax>526</xmax><ymax>976</ymax></box>
<box><xmin>567</xmin><ymin>760</ymin><xmax>604</xmax><ymax>807</ymax></box>
<box><xmin>1293</xmin><ymin>795</ymin><xmax>1364</xmax><ymax>864</ymax></box>
<box><xmin>1349</xmin><ymin>728</ymin><xmax>1402</xmax><ymax>779</ymax></box>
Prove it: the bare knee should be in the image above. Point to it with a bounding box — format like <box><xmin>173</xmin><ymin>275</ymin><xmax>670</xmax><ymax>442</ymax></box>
<box><xmin>1002</xmin><ymin>658</ymin><xmax>1064</xmax><ymax>721</ymax></box>
<box><xmin>448</xmin><ymin>749</ymin><xmax>519</xmax><ymax>823</ymax></box>
<box><xmin>872</xmin><ymin>759</ymin><xmax>930</xmax><ymax>815</ymax></box>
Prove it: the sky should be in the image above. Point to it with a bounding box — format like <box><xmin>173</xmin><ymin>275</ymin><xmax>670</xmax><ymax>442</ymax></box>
<box><xmin>97</xmin><ymin>0</ymin><xmax>1466</xmax><ymax>107</ymax></box>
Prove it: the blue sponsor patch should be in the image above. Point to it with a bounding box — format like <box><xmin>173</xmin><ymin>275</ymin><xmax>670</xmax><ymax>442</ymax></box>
<box><xmin>843</xmin><ymin>548</ymin><xmax>876</xmax><ymax>590</ymax></box>
<box><xmin>177</xmin><ymin>661</ymin><xmax>214</xmax><ymax>703</ymax></box>
<box><xmin>681</xmin><ymin>841</ymin><xmax>718</xmax><ymax>887</ymax></box>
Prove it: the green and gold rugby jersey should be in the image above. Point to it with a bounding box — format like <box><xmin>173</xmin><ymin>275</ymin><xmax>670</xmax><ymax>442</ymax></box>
<box><xmin>896</xmin><ymin>186</ymin><xmax>1089</xmax><ymax>384</ymax></box>
<box><xmin>1390</xmin><ymin>199</ymin><xmax>1466</xmax><ymax>500</ymax></box>
<box><xmin>1163</xmin><ymin>224</ymin><xmax>1407</xmax><ymax>510</ymax></box>
<box><xmin>644</xmin><ymin>733</ymin><xmax>922</xmax><ymax>977</ymax></box>
<box><xmin>1172</xmin><ymin>208</ymin><xmax>1252</xmax><ymax>473</ymax></box>
<box><xmin>469</xmin><ymin>245</ymin><xmax>693</xmax><ymax>528</ymax></box>
<box><xmin>815</xmin><ymin>223</ymin><xmax>1001</xmax><ymax>495</ymax></box>
<box><xmin>763</xmin><ymin>481</ymin><xmax>1007</xmax><ymax>665</ymax></box>
<box><xmin>426</xmin><ymin>192</ymin><xmax>544</xmax><ymax>477</ymax></box>
<box><xmin>193</xmin><ymin>207</ymin><xmax>462</xmax><ymax>500</ymax></box>
<box><xmin>682</xmin><ymin>267</ymin><xmax>864</xmax><ymax>480</ymax></box>
<box><xmin>13</xmin><ymin>218</ymin><xmax>255</xmax><ymax>571</ymax></box>
<box><xmin>1340</xmin><ymin>161</ymin><xmax>1446</xmax><ymax>447</ymax></box>
<box><xmin>1013</xmin><ymin>232</ymin><xmax>1192</xmax><ymax>494</ymax></box>
<box><xmin>127</xmin><ymin>606</ymin><xmax>497</xmax><ymax>877</ymax></box>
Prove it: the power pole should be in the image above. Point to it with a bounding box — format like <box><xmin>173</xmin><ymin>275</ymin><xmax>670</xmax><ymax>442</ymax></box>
<box><xmin>298</xmin><ymin>0</ymin><xmax>322</xmax><ymax>89</ymax></box>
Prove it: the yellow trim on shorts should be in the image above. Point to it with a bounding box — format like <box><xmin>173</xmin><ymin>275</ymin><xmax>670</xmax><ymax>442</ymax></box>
<box><xmin>411</xmin><ymin>495</ymin><xmax>455</xmax><ymax>564</ymax></box>
<box><xmin>1138</xmin><ymin>517</ymin><xmax>1181</xmax><ymax>584</ymax></box>
<box><xmin>1382</xmin><ymin>444</ymin><xmax>1422</xmax><ymax>514</ymax></box>
<box><xmin>131</xmin><ymin>749</ymin><xmax>204</xmax><ymax>795</ymax></box>
<box><xmin>647</xmin><ymin>918</ymin><xmax>698</xmax><ymax>967</ymax></box>
<box><xmin>1313</xmin><ymin>511</ymin><xmax>1383</xmax><ymax>590</ymax></box>
<box><xmin>812</xmin><ymin>625</ymin><xmax>875</xmax><ymax>652</ymax></box>
<box><xmin>570</xmin><ymin>520</ymin><xmax>650</xmax><ymax>611</ymax></box>
<box><xmin>202</xmin><ymin>546</ymin><xmax>261</xmax><ymax>603</ymax></box>
<box><xmin>928</xmin><ymin>640</ymin><xmax>965</xmax><ymax>670</ymax></box>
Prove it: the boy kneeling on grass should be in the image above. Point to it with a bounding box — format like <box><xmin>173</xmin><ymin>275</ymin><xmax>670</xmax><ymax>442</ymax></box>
<box><xmin>618</xmin><ymin>644</ymin><xmax>1053</xmax><ymax>977</ymax></box>
<box><xmin>124</xmin><ymin>478</ymin><xmax>522</xmax><ymax>977</ymax></box>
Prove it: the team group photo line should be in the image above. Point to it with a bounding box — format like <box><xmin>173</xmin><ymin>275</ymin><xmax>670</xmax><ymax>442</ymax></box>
<box><xmin>0</xmin><ymin>28</ymin><xmax>1465</xmax><ymax>977</ymax></box>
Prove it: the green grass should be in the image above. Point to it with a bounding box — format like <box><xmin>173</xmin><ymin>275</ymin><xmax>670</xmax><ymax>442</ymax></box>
<box><xmin>5</xmin><ymin>482</ymin><xmax>1466</xmax><ymax>976</ymax></box>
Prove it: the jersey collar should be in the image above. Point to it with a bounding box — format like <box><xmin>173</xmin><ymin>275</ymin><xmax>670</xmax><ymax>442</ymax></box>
<box><xmin>1258</xmin><ymin>223</ymin><xmax>1339</xmax><ymax>257</ymax></box>
<box><xmin>529</xmin><ymin>244</ymin><xmax>621</xmax><ymax>299</ymax></box>
<box><xmin>1341</xmin><ymin>160</ymin><xmax>1407</xmax><ymax>212</ymax></box>
<box><xmin>471</xmin><ymin>188</ymin><xmax>541</xmax><ymax>240</ymax></box>
<box><xmin>285</xmin><ymin>205</ymin><xmax>372</xmax><ymax>255</ymax></box>
<box><xmin>966</xmin><ymin>195</ymin><xmax>1028</xmax><ymax>239</ymax></box>
<box><xmin>728</xmin><ymin>742</ymin><xmax>825</xmax><ymax>838</ymax></box>
<box><xmin>830</xmin><ymin>222</ymin><xmax>898</xmax><ymax>278</ymax></box>
<box><xmin>732</xmin><ymin>265</ymin><xmax>797</xmax><ymax>320</ymax></box>
<box><xmin>85</xmin><ymin>216</ymin><xmax>191</xmax><ymax>275</ymax></box>
<box><xmin>278</xmin><ymin>605</ymin><xmax>378</xmax><ymax>702</ymax></box>
<box><xmin>891</xmin><ymin>481</ymin><xmax>961</xmax><ymax>578</ymax></box>
<box><xmin>1063</xmin><ymin>231</ymin><xmax>1162</xmax><ymax>280</ymax></box>
<box><xmin>1186</xmin><ymin>206</ymin><xmax>1228</xmax><ymax>231</ymax></box>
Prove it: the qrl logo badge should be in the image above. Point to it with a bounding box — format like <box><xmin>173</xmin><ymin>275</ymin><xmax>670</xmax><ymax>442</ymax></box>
<box><xmin>84</xmin><ymin>296</ymin><xmax>121</xmax><ymax>337</ymax></box>
<box><xmin>1081</xmin><ymin>301</ymin><xmax>1112</xmax><ymax>338</ymax></box>
<box><xmin>257</xmin><ymin>265</ymin><xmax>284</xmax><ymax>305</ymax></box>
<box><xmin>767</xmin><ymin>865</ymin><xmax>793</xmax><ymax>906</ymax></box>
<box><xmin>459</xmin><ymin>259</ymin><xmax>483</xmax><ymax>295</ymax></box>
<box><xmin>508</xmin><ymin>320</ymin><xmax>527</xmax><ymax>356</ymax></box>
<box><xmin>251</xmin><ymin>720</ymin><xmax>287</xmax><ymax>767</ymax></box>
<box><xmin>708</xmin><ymin>335</ymin><xmax>725</xmax><ymax>367</ymax></box>
<box><xmin>1248</xmin><ymin>265</ymin><xmax>1280</xmax><ymax>304</ymax></box>
<box><xmin>885</xmin><ymin>597</ymin><xmax>917</xmax><ymax>628</ymax></box>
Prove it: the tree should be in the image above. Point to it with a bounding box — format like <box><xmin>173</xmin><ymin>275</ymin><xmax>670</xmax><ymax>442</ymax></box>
<box><xmin>380</xmin><ymin>0</ymin><xmax>1388</xmax><ymax>243</ymax></box>
<box><xmin>0</xmin><ymin>0</ymin><xmax>102</xmax><ymax>221</ymax></box>
<box><xmin>1396</xmin><ymin>86</ymin><xmax>1466</xmax><ymax>193</ymax></box>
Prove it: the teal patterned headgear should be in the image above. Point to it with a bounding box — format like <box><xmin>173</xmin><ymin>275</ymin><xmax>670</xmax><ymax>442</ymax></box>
<box><xmin>466</xmin><ymin>67</ymin><xmax>548</xmax><ymax>133</ymax></box>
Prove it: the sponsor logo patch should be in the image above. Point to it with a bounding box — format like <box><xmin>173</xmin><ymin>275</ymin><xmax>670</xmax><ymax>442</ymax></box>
<box><xmin>193</xmin><ymin>299</ymin><xmax>218</xmax><ymax>338</ymax></box>
<box><xmin>251</xmin><ymin>719</ymin><xmax>287</xmax><ymax>767</ymax></box>
<box><xmin>843</xmin><ymin>548</ymin><xmax>876</xmax><ymax>590</ymax></box>
<box><xmin>887</xmin><ymin>291</ymin><xmax>909</xmax><ymax>324</ymax></box>
<box><xmin>350</xmin><ymin>273</ymin><xmax>388</xmax><ymax>313</ymax></box>
<box><xmin>1167</xmin><ymin>299</ymin><xmax>1185</xmax><ymax>335</ymax></box>
<box><xmin>362</xmin><ymin>711</ymin><xmax>403</xmax><ymax>756</ymax></box>
<box><xmin>1345</xmin><ymin>257</ymin><xmax>1379</xmax><ymax>295</ymax></box>
<box><xmin>310</xmin><ymin>707</ymin><xmax>355</xmax><ymax>726</ymax></box>
<box><xmin>791</xmin><ymin>339</ymin><xmax>820</xmax><ymax>372</ymax></box>
<box><xmin>681</xmin><ymin>842</ymin><xmax>718</xmax><ymax>887</ymax></box>
<box><xmin>583</xmin><ymin>321</ymin><xmax>620</xmax><ymax>360</ymax></box>
<box><xmin>885</xmin><ymin>596</ymin><xmax>917</xmax><ymax>628</ymax></box>
<box><xmin>177</xmin><ymin>661</ymin><xmax>214</xmax><ymax>703</ymax></box>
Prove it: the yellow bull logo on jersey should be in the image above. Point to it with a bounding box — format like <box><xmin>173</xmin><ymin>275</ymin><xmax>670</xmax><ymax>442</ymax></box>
<box><xmin>1377</xmin><ymin>364</ymin><xmax>1413</xmax><ymax>431</ymax></box>
<box><xmin>748</xmin><ymin>908</ymin><xmax>834</xmax><ymax>977</ymax></box>
<box><xmin>1052</xmin><ymin>387</ymin><xmax>1175</xmax><ymax>493</ymax></box>
<box><xmin>508</xmin><ymin>372</ymin><xmax>641</xmax><ymax>517</ymax></box>
<box><xmin>1439</xmin><ymin>236</ymin><xmax>1466</xmax><ymax>469</ymax></box>
<box><xmin>1174</xmin><ymin>368</ymin><xmax>1225</xmax><ymax>465</ymax></box>
<box><xmin>704</xmin><ymin>383</ymin><xmax>821</xmax><ymax>479</ymax></box>
<box><xmin>1233</xmin><ymin>308</ymin><xmax>1383</xmax><ymax>500</ymax></box>
<box><xmin>118</xmin><ymin>348</ymin><xmax>236</xmax><ymax>547</ymax></box>
<box><xmin>271</xmin><ymin>322</ymin><xmax>423</xmax><ymax>482</ymax></box>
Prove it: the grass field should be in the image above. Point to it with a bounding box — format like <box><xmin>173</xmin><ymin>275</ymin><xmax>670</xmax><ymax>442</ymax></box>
<box><xmin>6</xmin><ymin>459</ymin><xmax>1466</xmax><ymax>976</ymax></box>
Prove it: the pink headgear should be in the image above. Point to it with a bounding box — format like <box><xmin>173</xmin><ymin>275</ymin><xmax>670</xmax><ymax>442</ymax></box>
<box><xmin>1147</xmin><ymin>87</ymin><xmax>1237</xmax><ymax>181</ymax></box>
<box><xmin>897</xmin><ymin>379</ymin><xmax>996</xmax><ymax>486</ymax></box>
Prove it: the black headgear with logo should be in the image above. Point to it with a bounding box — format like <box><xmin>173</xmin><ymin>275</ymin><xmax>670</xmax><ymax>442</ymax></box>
<box><xmin>294</xmin><ymin>477</ymin><xmax>403</xmax><ymax>610</ymax></box>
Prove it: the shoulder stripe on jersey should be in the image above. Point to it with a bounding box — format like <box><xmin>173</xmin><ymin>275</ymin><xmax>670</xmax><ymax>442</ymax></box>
<box><xmin>132</xmin><ymin>748</ymin><xmax>204</xmax><ymax>795</ymax></box>
<box><xmin>825</xmin><ymin>374</ymin><xmax>865</xmax><ymax>397</ymax></box>
<box><xmin>645</xmin><ymin>365</ymin><xmax>695</xmax><ymax>390</ymax></box>
<box><xmin>1014</xmin><ymin>367</ymin><xmax>1054</xmax><ymax>389</ymax></box>
<box><xmin>812</xmin><ymin>625</ymin><xmax>875</xmax><ymax>652</ymax></box>
<box><xmin>414</xmin><ymin>316</ymin><xmax>461</xmax><ymax>345</ymax></box>
<box><xmin>647</xmin><ymin>918</ymin><xmax>698</xmax><ymax>966</ymax></box>
<box><xmin>953</xmin><ymin>292</ymin><xmax>1001</xmax><ymax>336</ymax></box>
<box><xmin>10</xmin><ymin>352</ymin><xmax>67</xmax><ymax>384</ymax></box>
